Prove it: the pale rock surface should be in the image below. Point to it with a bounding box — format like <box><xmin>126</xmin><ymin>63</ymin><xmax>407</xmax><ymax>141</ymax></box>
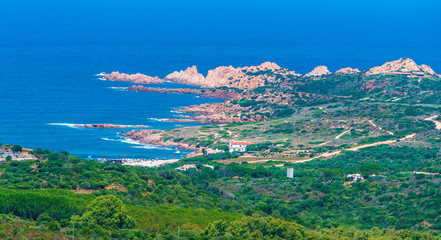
<box><xmin>420</xmin><ymin>64</ymin><xmax>439</xmax><ymax>76</ymax></box>
<box><xmin>305</xmin><ymin>66</ymin><xmax>331</xmax><ymax>77</ymax></box>
<box><xmin>366</xmin><ymin>58</ymin><xmax>439</xmax><ymax>76</ymax></box>
<box><xmin>164</xmin><ymin>66</ymin><xmax>206</xmax><ymax>86</ymax></box>
<box><xmin>336</xmin><ymin>67</ymin><xmax>361</xmax><ymax>74</ymax></box>
<box><xmin>165</xmin><ymin>62</ymin><xmax>300</xmax><ymax>89</ymax></box>
<box><xmin>104</xmin><ymin>71</ymin><xmax>163</xmax><ymax>84</ymax></box>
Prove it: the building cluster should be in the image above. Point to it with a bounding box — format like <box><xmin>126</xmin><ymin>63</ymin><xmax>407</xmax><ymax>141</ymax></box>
<box><xmin>174</xmin><ymin>164</ymin><xmax>214</xmax><ymax>171</ymax></box>
<box><xmin>204</xmin><ymin>140</ymin><xmax>255</xmax><ymax>156</ymax></box>
<box><xmin>0</xmin><ymin>147</ymin><xmax>37</xmax><ymax>162</ymax></box>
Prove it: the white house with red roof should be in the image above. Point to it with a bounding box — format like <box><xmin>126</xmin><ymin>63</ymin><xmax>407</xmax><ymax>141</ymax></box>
<box><xmin>228</xmin><ymin>140</ymin><xmax>254</xmax><ymax>152</ymax></box>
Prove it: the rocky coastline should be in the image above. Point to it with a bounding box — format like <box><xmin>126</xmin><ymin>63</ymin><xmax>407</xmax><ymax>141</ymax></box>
<box><xmin>124</xmin><ymin>129</ymin><xmax>200</xmax><ymax>152</ymax></box>
<box><xmin>112</xmin><ymin>58</ymin><xmax>441</xmax><ymax>154</ymax></box>
<box><xmin>126</xmin><ymin>85</ymin><xmax>241</xmax><ymax>99</ymax></box>
<box><xmin>103</xmin><ymin>58</ymin><xmax>440</xmax><ymax>89</ymax></box>
<box><xmin>104</xmin><ymin>71</ymin><xmax>164</xmax><ymax>84</ymax></box>
<box><xmin>74</xmin><ymin>123</ymin><xmax>148</xmax><ymax>129</ymax></box>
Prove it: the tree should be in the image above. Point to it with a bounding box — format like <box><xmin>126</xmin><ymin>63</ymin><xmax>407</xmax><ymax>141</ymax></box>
<box><xmin>78</xmin><ymin>195</ymin><xmax>135</xmax><ymax>230</ymax></box>
<box><xmin>357</xmin><ymin>163</ymin><xmax>385</xmax><ymax>177</ymax></box>
<box><xmin>11</xmin><ymin>145</ymin><xmax>22</xmax><ymax>153</ymax></box>
<box><xmin>5</xmin><ymin>155</ymin><xmax>12</xmax><ymax>161</ymax></box>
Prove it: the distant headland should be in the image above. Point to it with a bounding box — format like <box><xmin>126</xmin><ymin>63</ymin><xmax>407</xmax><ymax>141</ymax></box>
<box><xmin>101</xmin><ymin>58</ymin><xmax>440</xmax><ymax>89</ymax></box>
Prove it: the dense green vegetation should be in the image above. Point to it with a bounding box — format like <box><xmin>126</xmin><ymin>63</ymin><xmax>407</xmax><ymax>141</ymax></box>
<box><xmin>1</xmin><ymin>141</ymin><xmax>441</xmax><ymax>239</ymax></box>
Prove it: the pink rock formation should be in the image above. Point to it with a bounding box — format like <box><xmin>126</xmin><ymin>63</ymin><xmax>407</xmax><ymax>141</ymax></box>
<box><xmin>420</xmin><ymin>64</ymin><xmax>438</xmax><ymax>76</ymax></box>
<box><xmin>335</xmin><ymin>67</ymin><xmax>361</xmax><ymax>74</ymax></box>
<box><xmin>205</xmin><ymin>66</ymin><xmax>248</xmax><ymax>88</ymax></box>
<box><xmin>245</xmin><ymin>62</ymin><xmax>282</xmax><ymax>71</ymax></box>
<box><xmin>164</xmin><ymin>62</ymin><xmax>300</xmax><ymax>89</ymax></box>
<box><xmin>305</xmin><ymin>66</ymin><xmax>331</xmax><ymax>77</ymax></box>
<box><xmin>164</xmin><ymin>66</ymin><xmax>206</xmax><ymax>86</ymax></box>
<box><xmin>104</xmin><ymin>71</ymin><xmax>164</xmax><ymax>84</ymax></box>
<box><xmin>104</xmin><ymin>62</ymin><xmax>303</xmax><ymax>89</ymax></box>
<box><xmin>366</xmin><ymin>58</ymin><xmax>439</xmax><ymax>76</ymax></box>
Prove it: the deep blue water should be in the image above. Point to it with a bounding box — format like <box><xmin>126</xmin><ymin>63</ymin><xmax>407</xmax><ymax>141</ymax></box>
<box><xmin>1</xmin><ymin>0</ymin><xmax>440</xmax><ymax>159</ymax></box>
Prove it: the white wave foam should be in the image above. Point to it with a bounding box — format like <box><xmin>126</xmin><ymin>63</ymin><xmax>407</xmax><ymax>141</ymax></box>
<box><xmin>102</xmin><ymin>137</ymin><xmax>173</xmax><ymax>150</ymax></box>
<box><xmin>47</xmin><ymin>123</ymin><xmax>80</xmax><ymax>128</ymax></box>
<box><xmin>107</xmin><ymin>87</ymin><xmax>128</xmax><ymax>91</ymax></box>
<box><xmin>101</xmin><ymin>137</ymin><xmax>119</xmax><ymax>142</ymax></box>
<box><xmin>148</xmin><ymin>118</ymin><xmax>169</xmax><ymax>122</ymax></box>
<box><xmin>132</xmin><ymin>145</ymin><xmax>173</xmax><ymax>150</ymax></box>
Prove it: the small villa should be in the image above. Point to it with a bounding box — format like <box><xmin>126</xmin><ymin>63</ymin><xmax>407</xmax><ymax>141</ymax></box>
<box><xmin>228</xmin><ymin>140</ymin><xmax>254</xmax><ymax>152</ymax></box>
<box><xmin>174</xmin><ymin>164</ymin><xmax>215</xmax><ymax>171</ymax></box>
<box><xmin>175</xmin><ymin>164</ymin><xmax>197</xmax><ymax>171</ymax></box>
<box><xmin>206</xmin><ymin>148</ymin><xmax>225</xmax><ymax>155</ymax></box>
<box><xmin>347</xmin><ymin>173</ymin><xmax>364</xmax><ymax>181</ymax></box>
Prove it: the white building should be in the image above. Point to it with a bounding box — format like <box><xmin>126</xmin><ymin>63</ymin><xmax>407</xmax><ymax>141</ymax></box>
<box><xmin>347</xmin><ymin>173</ymin><xmax>364</xmax><ymax>181</ymax></box>
<box><xmin>206</xmin><ymin>148</ymin><xmax>224</xmax><ymax>155</ymax></box>
<box><xmin>174</xmin><ymin>164</ymin><xmax>215</xmax><ymax>171</ymax></box>
<box><xmin>175</xmin><ymin>164</ymin><xmax>197</xmax><ymax>171</ymax></box>
<box><xmin>228</xmin><ymin>140</ymin><xmax>254</xmax><ymax>152</ymax></box>
<box><xmin>287</xmin><ymin>167</ymin><xmax>294</xmax><ymax>178</ymax></box>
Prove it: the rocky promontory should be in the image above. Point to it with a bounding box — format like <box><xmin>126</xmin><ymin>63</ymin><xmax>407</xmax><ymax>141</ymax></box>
<box><xmin>125</xmin><ymin>130</ymin><xmax>199</xmax><ymax>150</ymax></box>
<box><xmin>103</xmin><ymin>58</ymin><xmax>440</xmax><ymax>90</ymax></box>
<box><xmin>127</xmin><ymin>85</ymin><xmax>241</xmax><ymax>99</ymax></box>
<box><xmin>104</xmin><ymin>71</ymin><xmax>164</xmax><ymax>84</ymax></box>
<box><xmin>74</xmin><ymin>123</ymin><xmax>148</xmax><ymax>129</ymax></box>
<box><xmin>106</xmin><ymin>62</ymin><xmax>300</xmax><ymax>89</ymax></box>
<box><xmin>170</xmin><ymin>101</ymin><xmax>268</xmax><ymax>124</ymax></box>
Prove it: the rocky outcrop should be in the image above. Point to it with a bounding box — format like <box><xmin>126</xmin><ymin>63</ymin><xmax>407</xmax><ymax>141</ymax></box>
<box><xmin>420</xmin><ymin>64</ymin><xmax>438</xmax><ymax>76</ymax></box>
<box><xmin>128</xmin><ymin>85</ymin><xmax>203</xmax><ymax>95</ymax></box>
<box><xmin>366</xmin><ymin>58</ymin><xmax>439</xmax><ymax>76</ymax></box>
<box><xmin>165</xmin><ymin>62</ymin><xmax>300</xmax><ymax>89</ymax></box>
<box><xmin>105</xmin><ymin>62</ymin><xmax>302</xmax><ymax>89</ymax></box>
<box><xmin>127</xmin><ymin>85</ymin><xmax>241</xmax><ymax>99</ymax></box>
<box><xmin>171</xmin><ymin>101</ymin><xmax>268</xmax><ymax>124</ymax></box>
<box><xmin>125</xmin><ymin>130</ymin><xmax>198</xmax><ymax>150</ymax></box>
<box><xmin>305</xmin><ymin>66</ymin><xmax>331</xmax><ymax>77</ymax></box>
<box><xmin>74</xmin><ymin>123</ymin><xmax>147</xmax><ymax>129</ymax></box>
<box><xmin>104</xmin><ymin>71</ymin><xmax>164</xmax><ymax>84</ymax></box>
<box><xmin>336</xmin><ymin>67</ymin><xmax>361</xmax><ymax>74</ymax></box>
<box><xmin>164</xmin><ymin>66</ymin><xmax>206</xmax><ymax>86</ymax></box>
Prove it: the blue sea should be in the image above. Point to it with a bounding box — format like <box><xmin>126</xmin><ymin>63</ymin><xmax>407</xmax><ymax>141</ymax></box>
<box><xmin>1</xmin><ymin>0</ymin><xmax>440</xmax><ymax>159</ymax></box>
